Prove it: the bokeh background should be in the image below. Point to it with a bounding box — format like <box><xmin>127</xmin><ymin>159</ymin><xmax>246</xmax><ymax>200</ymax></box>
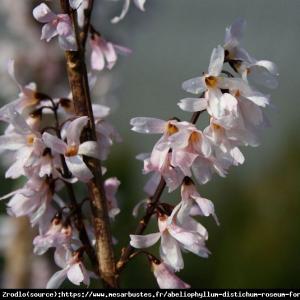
<box><xmin>0</xmin><ymin>0</ymin><xmax>299</xmax><ymax>288</ymax></box>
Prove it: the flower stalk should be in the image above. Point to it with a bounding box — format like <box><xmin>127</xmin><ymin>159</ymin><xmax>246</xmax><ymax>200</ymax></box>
<box><xmin>60</xmin><ymin>0</ymin><xmax>118</xmax><ymax>288</ymax></box>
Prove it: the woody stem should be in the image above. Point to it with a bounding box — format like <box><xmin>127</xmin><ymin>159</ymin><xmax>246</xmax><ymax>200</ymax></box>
<box><xmin>60</xmin><ymin>0</ymin><xmax>118</xmax><ymax>288</ymax></box>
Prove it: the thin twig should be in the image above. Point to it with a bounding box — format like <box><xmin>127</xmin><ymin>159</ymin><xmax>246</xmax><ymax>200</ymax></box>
<box><xmin>49</xmin><ymin>96</ymin><xmax>98</xmax><ymax>270</ymax></box>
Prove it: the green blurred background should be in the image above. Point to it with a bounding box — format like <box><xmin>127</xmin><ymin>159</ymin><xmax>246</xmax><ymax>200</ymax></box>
<box><xmin>0</xmin><ymin>0</ymin><xmax>299</xmax><ymax>288</ymax></box>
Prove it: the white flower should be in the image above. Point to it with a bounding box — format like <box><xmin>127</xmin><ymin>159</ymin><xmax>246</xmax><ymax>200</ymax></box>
<box><xmin>0</xmin><ymin>108</ymin><xmax>44</xmax><ymax>179</ymax></box>
<box><xmin>152</xmin><ymin>261</ymin><xmax>190</xmax><ymax>289</ymax></box>
<box><xmin>224</xmin><ymin>18</ymin><xmax>279</xmax><ymax>89</ymax></box>
<box><xmin>33</xmin><ymin>3</ymin><xmax>77</xmax><ymax>51</ymax></box>
<box><xmin>42</xmin><ymin>116</ymin><xmax>101</xmax><ymax>182</ymax></box>
<box><xmin>130</xmin><ymin>210</ymin><xmax>209</xmax><ymax>271</ymax></box>
<box><xmin>33</xmin><ymin>215</ymin><xmax>72</xmax><ymax>255</ymax></box>
<box><xmin>181</xmin><ymin>45</ymin><xmax>238</xmax><ymax>118</ymax></box>
<box><xmin>46</xmin><ymin>248</ymin><xmax>93</xmax><ymax>288</ymax></box>
<box><xmin>131</xmin><ymin>117</ymin><xmax>186</xmax><ymax>192</ymax></box>
<box><xmin>179</xmin><ymin>177</ymin><xmax>219</xmax><ymax>224</ymax></box>
<box><xmin>90</xmin><ymin>33</ymin><xmax>131</xmax><ymax>71</ymax></box>
<box><xmin>111</xmin><ymin>0</ymin><xmax>146</xmax><ymax>24</ymax></box>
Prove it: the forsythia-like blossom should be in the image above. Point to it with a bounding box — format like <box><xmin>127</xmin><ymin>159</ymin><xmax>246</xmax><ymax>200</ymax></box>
<box><xmin>111</xmin><ymin>0</ymin><xmax>146</xmax><ymax>23</ymax></box>
<box><xmin>129</xmin><ymin>18</ymin><xmax>278</xmax><ymax>287</ymax></box>
<box><xmin>33</xmin><ymin>3</ymin><xmax>77</xmax><ymax>51</ymax></box>
<box><xmin>0</xmin><ymin>0</ymin><xmax>278</xmax><ymax>288</ymax></box>
<box><xmin>0</xmin><ymin>57</ymin><xmax>121</xmax><ymax>288</ymax></box>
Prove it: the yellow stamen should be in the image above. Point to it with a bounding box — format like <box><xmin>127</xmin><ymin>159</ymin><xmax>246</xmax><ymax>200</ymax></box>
<box><xmin>165</xmin><ymin>122</ymin><xmax>178</xmax><ymax>136</ymax></box>
<box><xmin>212</xmin><ymin>123</ymin><xmax>221</xmax><ymax>130</ymax></box>
<box><xmin>235</xmin><ymin>90</ymin><xmax>241</xmax><ymax>97</ymax></box>
<box><xmin>65</xmin><ymin>145</ymin><xmax>78</xmax><ymax>157</ymax></box>
<box><xmin>205</xmin><ymin>75</ymin><xmax>218</xmax><ymax>88</ymax></box>
<box><xmin>189</xmin><ymin>131</ymin><xmax>201</xmax><ymax>144</ymax></box>
<box><xmin>26</xmin><ymin>134</ymin><xmax>35</xmax><ymax>145</ymax></box>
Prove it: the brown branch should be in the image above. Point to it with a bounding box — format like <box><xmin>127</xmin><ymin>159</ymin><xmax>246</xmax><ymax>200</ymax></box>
<box><xmin>60</xmin><ymin>0</ymin><xmax>118</xmax><ymax>288</ymax></box>
<box><xmin>116</xmin><ymin>110</ymin><xmax>204</xmax><ymax>275</ymax></box>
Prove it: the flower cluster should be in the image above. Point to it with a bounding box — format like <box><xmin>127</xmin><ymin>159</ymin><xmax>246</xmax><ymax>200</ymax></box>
<box><xmin>33</xmin><ymin>2</ymin><xmax>132</xmax><ymax>71</ymax></box>
<box><xmin>129</xmin><ymin>19</ymin><xmax>278</xmax><ymax>288</ymax></box>
<box><xmin>0</xmin><ymin>59</ymin><xmax>121</xmax><ymax>288</ymax></box>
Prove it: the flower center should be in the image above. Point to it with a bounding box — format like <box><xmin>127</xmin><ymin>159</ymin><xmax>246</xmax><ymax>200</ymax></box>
<box><xmin>189</xmin><ymin>131</ymin><xmax>201</xmax><ymax>144</ymax></box>
<box><xmin>212</xmin><ymin>123</ymin><xmax>221</xmax><ymax>130</ymax></box>
<box><xmin>235</xmin><ymin>90</ymin><xmax>241</xmax><ymax>97</ymax></box>
<box><xmin>65</xmin><ymin>145</ymin><xmax>78</xmax><ymax>157</ymax></box>
<box><xmin>205</xmin><ymin>76</ymin><xmax>218</xmax><ymax>88</ymax></box>
<box><xmin>165</xmin><ymin>122</ymin><xmax>178</xmax><ymax>136</ymax></box>
<box><xmin>26</xmin><ymin>134</ymin><xmax>36</xmax><ymax>145</ymax></box>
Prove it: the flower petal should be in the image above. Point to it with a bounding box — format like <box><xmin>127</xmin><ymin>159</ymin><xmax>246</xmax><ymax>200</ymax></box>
<box><xmin>111</xmin><ymin>0</ymin><xmax>131</xmax><ymax>23</ymax></box>
<box><xmin>67</xmin><ymin>263</ymin><xmax>84</xmax><ymax>286</ymax></box>
<box><xmin>103</xmin><ymin>42</ymin><xmax>117</xmax><ymax>70</ymax></box>
<box><xmin>65</xmin><ymin>155</ymin><xmax>93</xmax><ymax>182</ymax></box>
<box><xmin>33</xmin><ymin>3</ymin><xmax>56</xmax><ymax>23</ymax></box>
<box><xmin>66</xmin><ymin>116</ymin><xmax>89</xmax><ymax>146</ymax></box>
<box><xmin>54</xmin><ymin>247</ymin><xmax>69</xmax><ymax>268</ymax></box>
<box><xmin>78</xmin><ymin>141</ymin><xmax>101</xmax><ymax>159</ymax></box>
<box><xmin>152</xmin><ymin>262</ymin><xmax>190</xmax><ymax>289</ymax></box>
<box><xmin>91</xmin><ymin>43</ymin><xmax>105</xmax><ymax>71</ymax></box>
<box><xmin>178</xmin><ymin>98</ymin><xmax>208</xmax><ymax>112</ymax></box>
<box><xmin>46</xmin><ymin>269</ymin><xmax>68</xmax><ymax>289</ymax></box>
<box><xmin>224</xmin><ymin>18</ymin><xmax>246</xmax><ymax>46</ymax></box>
<box><xmin>130</xmin><ymin>117</ymin><xmax>166</xmax><ymax>134</ymax></box>
<box><xmin>208</xmin><ymin>45</ymin><xmax>224</xmax><ymax>76</ymax></box>
<box><xmin>192</xmin><ymin>157</ymin><xmax>213</xmax><ymax>185</ymax></box>
<box><xmin>41</xmin><ymin>23</ymin><xmax>58</xmax><ymax>42</ymax></box>
<box><xmin>182</xmin><ymin>77</ymin><xmax>206</xmax><ymax>95</ymax></box>
<box><xmin>92</xmin><ymin>104</ymin><xmax>110</xmax><ymax>119</ymax></box>
<box><xmin>42</xmin><ymin>132</ymin><xmax>67</xmax><ymax>154</ymax></box>
<box><xmin>133</xmin><ymin>0</ymin><xmax>146</xmax><ymax>11</ymax></box>
<box><xmin>130</xmin><ymin>232</ymin><xmax>161</xmax><ymax>248</ymax></box>
<box><xmin>0</xmin><ymin>135</ymin><xmax>25</xmax><ymax>151</ymax></box>
<box><xmin>160</xmin><ymin>233</ymin><xmax>184</xmax><ymax>271</ymax></box>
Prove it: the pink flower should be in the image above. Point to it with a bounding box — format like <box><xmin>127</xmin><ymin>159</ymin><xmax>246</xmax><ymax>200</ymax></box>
<box><xmin>152</xmin><ymin>261</ymin><xmax>190</xmax><ymax>289</ymax></box>
<box><xmin>167</xmin><ymin>122</ymin><xmax>212</xmax><ymax>177</ymax></box>
<box><xmin>224</xmin><ymin>18</ymin><xmax>279</xmax><ymax>89</ymax></box>
<box><xmin>181</xmin><ymin>46</ymin><xmax>226</xmax><ymax>117</ymax></box>
<box><xmin>42</xmin><ymin>116</ymin><xmax>100</xmax><ymax>182</ymax></box>
<box><xmin>179</xmin><ymin>177</ymin><xmax>219</xmax><ymax>224</ymax></box>
<box><xmin>130</xmin><ymin>211</ymin><xmax>209</xmax><ymax>271</ymax></box>
<box><xmin>111</xmin><ymin>0</ymin><xmax>146</xmax><ymax>24</ymax></box>
<box><xmin>33</xmin><ymin>215</ymin><xmax>72</xmax><ymax>255</ymax></box>
<box><xmin>0</xmin><ymin>177</ymin><xmax>55</xmax><ymax>231</ymax></box>
<box><xmin>24</xmin><ymin>142</ymin><xmax>62</xmax><ymax>179</ymax></box>
<box><xmin>90</xmin><ymin>33</ymin><xmax>131</xmax><ymax>71</ymax></box>
<box><xmin>0</xmin><ymin>60</ymin><xmax>47</xmax><ymax>120</ymax></box>
<box><xmin>131</xmin><ymin>117</ymin><xmax>185</xmax><ymax>192</ymax></box>
<box><xmin>104</xmin><ymin>177</ymin><xmax>121</xmax><ymax>220</ymax></box>
<box><xmin>180</xmin><ymin>46</ymin><xmax>247</xmax><ymax>119</ymax></box>
<box><xmin>204</xmin><ymin>118</ymin><xmax>245</xmax><ymax>166</ymax></box>
<box><xmin>33</xmin><ymin>3</ymin><xmax>77</xmax><ymax>51</ymax></box>
<box><xmin>46</xmin><ymin>248</ymin><xmax>93</xmax><ymax>288</ymax></box>
<box><xmin>0</xmin><ymin>108</ymin><xmax>44</xmax><ymax>179</ymax></box>
<box><xmin>95</xmin><ymin>120</ymin><xmax>122</xmax><ymax>161</ymax></box>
